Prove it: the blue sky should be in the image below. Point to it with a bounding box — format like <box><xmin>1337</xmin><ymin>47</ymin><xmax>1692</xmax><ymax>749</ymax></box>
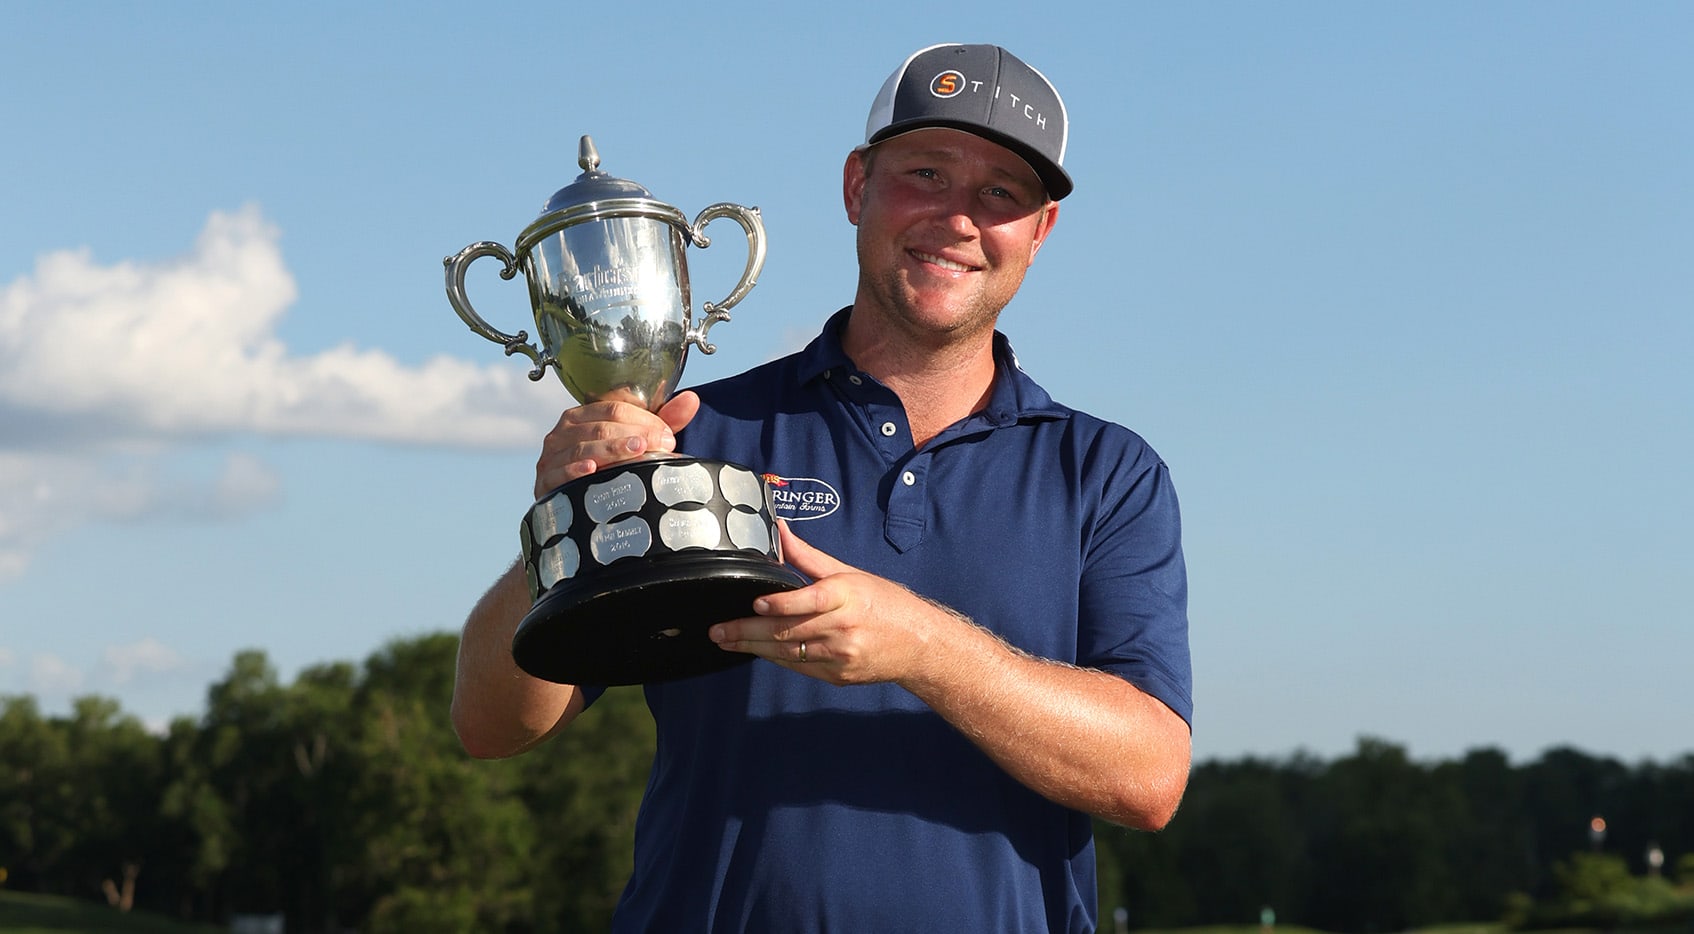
<box><xmin>2</xmin><ymin>2</ymin><xmax>1688</xmax><ymax>765</ymax></box>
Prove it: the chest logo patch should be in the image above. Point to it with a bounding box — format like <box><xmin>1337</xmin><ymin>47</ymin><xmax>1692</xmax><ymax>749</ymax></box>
<box><xmin>762</xmin><ymin>474</ymin><xmax>841</xmax><ymax>522</ymax></box>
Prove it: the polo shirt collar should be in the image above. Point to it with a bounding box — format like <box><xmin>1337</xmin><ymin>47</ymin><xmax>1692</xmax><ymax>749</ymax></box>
<box><xmin>796</xmin><ymin>307</ymin><xmax>1070</xmax><ymax>428</ymax></box>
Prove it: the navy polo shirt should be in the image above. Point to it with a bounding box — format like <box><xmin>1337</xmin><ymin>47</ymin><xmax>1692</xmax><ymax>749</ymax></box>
<box><xmin>603</xmin><ymin>307</ymin><xmax>1190</xmax><ymax>933</ymax></box>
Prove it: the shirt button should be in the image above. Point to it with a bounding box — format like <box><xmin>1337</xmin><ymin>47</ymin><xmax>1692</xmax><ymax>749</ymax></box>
<box><xmin>901</xmin><ymin>471</ymin><xmax>916</xmax><ymax>486</ymax></box>
<box><xmin>849</xmin><ymin>375</ymin><xmax>864</xmax><ymax>386</ymax></box>
<box><xmin>880</xmin><ymin>422</ymin><xmax>897</xmax><ymax>437</ymax></box>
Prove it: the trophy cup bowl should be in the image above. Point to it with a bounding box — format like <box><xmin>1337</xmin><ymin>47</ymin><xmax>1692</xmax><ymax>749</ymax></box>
<box><xmin>444</xmin><ymin>136</ymin><xmax>805</xmax><ymax>685</ymax></box>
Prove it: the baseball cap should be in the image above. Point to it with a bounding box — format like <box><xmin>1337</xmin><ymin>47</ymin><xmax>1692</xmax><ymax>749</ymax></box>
<box><xmin>863</xmin><ymin>43</ymin><xmax>1072</xmax><ymax>201</ymax></box>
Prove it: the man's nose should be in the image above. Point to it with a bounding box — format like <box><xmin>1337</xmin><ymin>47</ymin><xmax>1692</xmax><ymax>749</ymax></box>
<box><xmin>934</xmin><ymin>189</ymin><xmax>982</xmax><ymax>237</ymax></box>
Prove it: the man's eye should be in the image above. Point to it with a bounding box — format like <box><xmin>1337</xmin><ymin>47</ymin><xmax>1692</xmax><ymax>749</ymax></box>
<box><xmin>913</xmin><ymin>167</ymin><xmax>938</xmax><ymax>179</ymax></box>
<box><xmin>987</xmin><ymin>186</ymin><xmax>1013</xmax><ymax>199</ymax></box>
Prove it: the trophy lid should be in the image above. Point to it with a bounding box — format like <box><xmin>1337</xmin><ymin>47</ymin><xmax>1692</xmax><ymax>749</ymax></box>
<box><xmin>516</xmin><ymin>135</ymin><xmax>691</xmax><ymax>253</ymax></box>
<box><xmin>538</xmin><ymin>136</ymin><xmax>659</xmax><ymax>212</ymax></box>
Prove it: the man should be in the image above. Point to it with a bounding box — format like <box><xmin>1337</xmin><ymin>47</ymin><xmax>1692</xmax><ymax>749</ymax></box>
<box><xmin>452</xmin><ymin>43</ymin><xmax>1192</xmax><ymax>933</ymax></box>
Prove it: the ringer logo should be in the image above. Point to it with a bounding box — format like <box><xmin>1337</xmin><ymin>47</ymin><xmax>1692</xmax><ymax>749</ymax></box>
<box><xmin>763</xmin><ymin>475</ymin><xmax>842</xmax><ymax>521</ymax></box>
<box><xmin>930</xmin><ymin>70</ymin><xmax>966</xmax><ymax>98</ymax></box>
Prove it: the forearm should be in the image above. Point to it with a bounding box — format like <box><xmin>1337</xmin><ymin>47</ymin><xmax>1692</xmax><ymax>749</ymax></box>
<box><xmin>903</xmin><ymin>613</ymin><xmax>1191</xmax><ymax>830</ymax></box>
<box><xmin>450</xmin><ymin>559</ymin><xmax>585</xmax><ymax>758</ymax></box>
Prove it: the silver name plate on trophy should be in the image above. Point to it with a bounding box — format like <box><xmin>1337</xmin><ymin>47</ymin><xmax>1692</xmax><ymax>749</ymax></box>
<box><xmin>521</xmin><ymin>458</ymin><xmax>784</xmax><ymax>601</ymax></box>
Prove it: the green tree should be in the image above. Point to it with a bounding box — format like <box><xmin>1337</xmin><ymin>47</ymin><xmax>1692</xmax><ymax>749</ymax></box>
<box><xmin>195</xmin><ymin>650</ymin><xmax>294</xmax><ymax>918</ymax></box>
<box><xmin>0</xmin><ymin>696</ymin><xmax>72</xmax><ymax>892</ymax></box>
<box><xmin>273</xmin><ymin>660</ymin><xmax>362</xmax><ymax>931</ymax></box>
<box><xmin>1175</xmin><ymin>756</ymin><xmax>1312</xmax><ymax>924</ymax></box>
<box><xmin>1508</xmin><ymin>851</ymin><xmax>1694</xmax><ymax>927</ymax></box>
<box><xmin>8</xmin><ymin>634</ymin><xmax>1688</xmax><ymax>933</ymax></box>
<box><xmin>1435</xmin><ymin>747</ymin><xmax>1536</xmax><ymax>919</ymax></box>
<box><xmin>1304</xmin><ymin>737</ymin><xmax>1462</xmax><ymax>930</ymax></box>
<box><xmin>176</xmin><ymin>648</ymin><xmax>369</xmax><ymax>928</ymax></box>
<box><xmin>1519</xmin><ymin>745</ymin><xmax>1631</xmax><ymax>886</ymax></box>
<box><xmin>519</xmin><ymin>685</ymin><xmax>656</xmax><ymax>932</ymax></box>
<box><xmin>350</xmin><ymin>634</ymin><xmax>535</xmax><ymax>934</ymax></box>
<box><xmin>0</xmin><ymin>694</ymin><xmax>178</xmax><ymax>916</ymax></box>
<box><xmin>1096</xmin><ymin>814</ymin><xmax>1194</xmax><ymax>925</ymax></box>
<box><xmin>60</xmin><ymin>697</ymin><xmax>164</xmax><ymax>912</ymax></box>
<box><xmin>157</xmin><ymin>714</ymin><xmax>236</xmax><ymax>919</ymax></box>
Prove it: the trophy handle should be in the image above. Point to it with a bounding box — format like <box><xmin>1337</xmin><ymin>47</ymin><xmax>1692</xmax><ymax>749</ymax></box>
<box><xmin>443</xmin><ymin>241</ymin><xmax>553</xmax><ymax>380</ymax></box>
<box><xmin>686</xmin><ymin>203</ymin><xmax>766</xmax><ymax>355</ymax></box>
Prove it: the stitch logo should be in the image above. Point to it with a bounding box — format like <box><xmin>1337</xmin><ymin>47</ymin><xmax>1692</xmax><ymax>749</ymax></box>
<box><xmin>763</xmin><ymin>475</ymin><xmax>841</xmax><ymax>522</ymax></box>
<box><xmin>930</xmin><ymin>70</ymin><xmax>966</xmax><ymax>98</ymax></box>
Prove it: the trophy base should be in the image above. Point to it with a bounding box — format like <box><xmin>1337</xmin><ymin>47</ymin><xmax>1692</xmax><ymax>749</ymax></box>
<box><xmin>511</xmin><ymin>456</ymin><xmax>807</xmax><ymax>685</ymax></box>
<box><xmin>511</xmin><ymin>552</ymin><xmax>807</xmax><ymax>685</ymax></box>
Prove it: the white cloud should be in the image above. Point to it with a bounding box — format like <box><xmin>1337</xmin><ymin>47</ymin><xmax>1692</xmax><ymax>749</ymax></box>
<box><xmin>1</xmin><ymin>643</ymin><xmax>191</xmax><ymax>710</ymax></box>
<box><xmin>0</xmin><ymin>449</ymin><xmax>106</xmax><ymax>575</ymax></box>
<box><xmin>0</xmin><ymin>444</ymin><xmax>290</xmax><ymax>578</ymax></box>
<box><xmin>213</xmin><ymin>451</ymin><xmax>282</xmax><ymax>517</ymax></box>
<box><xmin>100</xmin><ymin>638</ymin><xmax>190</xmax><ymax>686</ymax></box>
<box><xmin>31</xmin><ymin>653</ymin><xmax>84</xmax><ymax>696</ymax></box>
<box><xmin>0</xmin><ymin>205</ymin><xmax>556</xmax><ymax>447</ymax></box>
<box><xmin>0</xmin><ymin>206</ymin><xmax>561</xmax><ymax>577</ymax></box>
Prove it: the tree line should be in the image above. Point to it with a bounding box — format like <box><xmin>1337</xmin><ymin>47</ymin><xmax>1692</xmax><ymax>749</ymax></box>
<box><xmin>1</xmin><ymin>633</ymin><xmax>1689</xmax><ymax>932</ymax></box>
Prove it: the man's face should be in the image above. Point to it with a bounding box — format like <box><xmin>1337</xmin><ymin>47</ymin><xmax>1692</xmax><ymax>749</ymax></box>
<box><xmin>844</xmin><ymin>128</ymin><xmax>1059</xmax><ymax>345</ymax></box>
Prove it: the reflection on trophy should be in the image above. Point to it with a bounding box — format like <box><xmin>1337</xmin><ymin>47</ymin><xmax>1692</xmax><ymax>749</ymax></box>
<box><xmin>444</xmin><ymin>136</ymin><xmax>805</xmax><ymax>685</ymax></box>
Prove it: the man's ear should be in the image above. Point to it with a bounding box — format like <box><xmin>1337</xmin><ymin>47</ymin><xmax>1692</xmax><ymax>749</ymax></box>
<box><xmin>843</xmin><ymin>150</ymin><xmax>868</xmax><ymax>225</ymax></box>
<box><xmin>1028</xmin><ymin>201</ymin><xmax>1060</xmax><ymax>261</ymax></box>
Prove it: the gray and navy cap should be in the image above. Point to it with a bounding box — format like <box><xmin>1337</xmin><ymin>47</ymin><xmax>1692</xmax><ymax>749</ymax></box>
<box><xmin>863</xmin><ymin>43</ymin><xmax>1072</xmax><ymax>201</ymax></box>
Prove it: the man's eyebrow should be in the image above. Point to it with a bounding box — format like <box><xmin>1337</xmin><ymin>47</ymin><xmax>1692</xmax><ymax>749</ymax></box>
<box><xmin>888</xmin><ymin>147</ymin><xmax>1039</xmax><ymax>185</ymax></box>
<box><xmin>883</xmin><ymin>146</ymin><xmax>961</xmax><ymax>164</ymax></box>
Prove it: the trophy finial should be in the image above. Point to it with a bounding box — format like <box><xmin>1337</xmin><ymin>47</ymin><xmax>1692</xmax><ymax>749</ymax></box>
<box><xmin>578</xmin><ymin>136</ymin><xmax>600</xmax><ymax>173</ymax></box>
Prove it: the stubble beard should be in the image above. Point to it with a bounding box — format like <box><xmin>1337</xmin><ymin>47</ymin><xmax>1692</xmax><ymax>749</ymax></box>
<box><xmin>853</xmin><ymin>240</ymin><xmax>1018</xmax><ymax>351</ymax></box>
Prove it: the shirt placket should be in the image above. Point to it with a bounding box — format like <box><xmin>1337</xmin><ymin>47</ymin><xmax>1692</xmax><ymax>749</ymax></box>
<box><xmin>839</xmin><ymin>369</ymin><xmax>930</xmax><ymax>553</ymax></box>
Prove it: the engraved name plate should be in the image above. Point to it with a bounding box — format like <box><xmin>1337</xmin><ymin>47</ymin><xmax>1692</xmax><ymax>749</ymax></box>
<box><xmin>590</xmin><ymin>516</ymin><xmax>653</xmax><ymax>565</ymax></box>
<box><xmin>537</xmin><ymin>538</ymin><xmax>581</xmax><ymax>589</ymax></box>
<box><xmin>718</xmin><ymin>464</ymin><xmax>765</xmax><ymax>509</ymax></box>
<box><xmin>529</xmin><ymin>490</ymin><xmax>574</xmax><ymax>542</ymax></box>
<box><xmin>652</xmin><ymin>462</ymin><xmax>715</xmax><ymax>507</ymax></box>
<box><xmin>585</xmin><ymin>474</ymin><xmax>648</xmax><ymax>524</ymax></box>
<box><xmin>659</xmin><ymin>508</ymin><xmax>724</xmax><ymax>551</ymax></box>
<box><xmin>725</xmin><ymin>509</ymin><xmax>773</xmax><ymax>552</ymax></box>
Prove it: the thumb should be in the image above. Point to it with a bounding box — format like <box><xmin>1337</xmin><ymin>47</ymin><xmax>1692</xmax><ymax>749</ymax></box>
<box><xmin>657</xmin><ymin>390</ymin><xmax>700</xmax><ymax>435</ymax></box>
<box><xmin>776</xmin><ymin>520</ymin><xmax>855</xmax><ymax>579</ymax></box>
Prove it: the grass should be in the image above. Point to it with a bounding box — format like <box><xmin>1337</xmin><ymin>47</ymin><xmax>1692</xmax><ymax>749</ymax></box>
<box><xmin>0</xmin><ymin>890</ymin><xmax>220</xmax><ymax>934</ymax></box>
<box><xmin>0</xmin><ymin>894</ymin><xmax>1643</xmax><ymax>934</ymax></box>
<box><xmin>1144</xmin><ymin>927</ymin><xmax>1694</xmax><ymax>934</ymax></box>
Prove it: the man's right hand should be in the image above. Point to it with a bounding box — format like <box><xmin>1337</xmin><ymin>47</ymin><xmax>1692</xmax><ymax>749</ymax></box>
<box><xmin>534</xmin><ymin>390</ymin><xmax>702</xmax><ymax>497</ymax></box>
<box><xmin>452</xmin><ymin>388</ymin><xmax>703</xmax><ymax>759</ymax></box>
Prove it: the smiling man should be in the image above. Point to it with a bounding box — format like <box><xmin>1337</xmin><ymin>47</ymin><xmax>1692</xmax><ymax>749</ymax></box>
<box><xmin>452</xmin><ymin>43</ymin><xmax>1193</xmax><ymax>933</ymax></box>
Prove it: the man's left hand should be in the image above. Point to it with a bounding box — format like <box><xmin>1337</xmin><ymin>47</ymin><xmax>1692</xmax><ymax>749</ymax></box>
<box><xmin>708</xmin><ymin>522</ymin><xmax>961</xmax><ymax>686</ymax></box>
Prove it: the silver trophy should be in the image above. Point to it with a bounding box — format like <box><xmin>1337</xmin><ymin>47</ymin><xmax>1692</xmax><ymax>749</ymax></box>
<box><xmin>444</xmin><ymin>136</ymin><xmax>805</xmax><ymax>686</ymax></box>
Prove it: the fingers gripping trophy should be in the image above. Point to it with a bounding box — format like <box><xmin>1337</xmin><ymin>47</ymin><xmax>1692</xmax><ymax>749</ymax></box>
<box><xmin>444</xmin><ymin>136</ymin><xmax>805</xmax><ymax>686</ymax></box>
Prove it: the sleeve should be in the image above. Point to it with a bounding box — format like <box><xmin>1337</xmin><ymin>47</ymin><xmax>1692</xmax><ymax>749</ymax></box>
<box><xmin>1077</xmin><ymin>431</ymin><xmax>1193</xmax><ymax>727</ymax></box>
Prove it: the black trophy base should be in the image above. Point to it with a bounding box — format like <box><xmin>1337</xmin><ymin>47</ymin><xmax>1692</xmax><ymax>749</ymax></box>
<box><xmin>511</xmin><ymin>551</ymin><xmax>807</xmax><ymax>686</ymax></box>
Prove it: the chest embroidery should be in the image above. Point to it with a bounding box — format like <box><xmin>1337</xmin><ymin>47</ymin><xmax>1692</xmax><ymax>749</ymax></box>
<box><xmin>762</xmin><ymin>474</ymin><xmax>842</xmax><ymax>521</ymax></box>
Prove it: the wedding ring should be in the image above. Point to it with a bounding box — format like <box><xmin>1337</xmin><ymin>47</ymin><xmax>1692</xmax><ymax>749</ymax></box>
<box><xmin>798</xmin><ymin>642</ymin><xmax>808</xmax><ymax>663</ymax></box>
